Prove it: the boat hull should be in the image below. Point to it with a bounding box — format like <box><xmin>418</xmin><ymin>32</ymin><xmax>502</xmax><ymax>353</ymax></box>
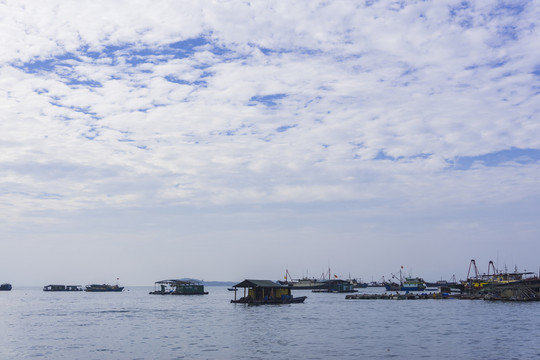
<box><xmin>401</xmin><ymin>286</ymin><xmax>426</xmax><ymax>291</ymax></box>
<box><xmin>231</xmin><ymin>296</ymin><xmax>307</xmax><ymax>305</ymax></box>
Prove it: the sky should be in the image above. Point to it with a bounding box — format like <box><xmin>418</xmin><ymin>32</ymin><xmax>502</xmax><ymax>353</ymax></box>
<box><xmin>1</xmin><ymin>0</ymin><xmax>540</xmax><ymax>286</ymax></box>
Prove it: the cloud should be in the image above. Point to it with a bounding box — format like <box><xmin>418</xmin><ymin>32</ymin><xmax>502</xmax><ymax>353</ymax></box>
<box><xmin>1</xmin><ymin>0</ymin><xmax>540</xmax><ymax>282</ymax></box>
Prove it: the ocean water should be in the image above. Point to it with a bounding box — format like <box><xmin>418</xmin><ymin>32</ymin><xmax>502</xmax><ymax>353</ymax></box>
<box><xmin>1</xmin><ymin>286</ymin><xmax>539</xmax><ymax>359</ymax></box>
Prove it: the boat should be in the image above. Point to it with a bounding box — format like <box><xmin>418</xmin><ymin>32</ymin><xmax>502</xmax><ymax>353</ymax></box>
<box><xmin>345</xmin><ymin>276</ymin><xmax>368</xmax><ymax>288</ymax></box>
<box><xmin>43</xmin><ymin>285</ymin><xmax>83</xmax><ymax>291</ymax></box>
<box><xmin>354</xmin><ymin>282</ymin><xmax>368</xmax><ymax>288</ymax></box>
<box><xmin>463</xmin><ymin>259</ymin><xmax>537</xmax><ymax>293</ymax></box>
<box><xmin>231</xmin><ymin>279</ymin><xmax>307</xmax><ymax>304</ymax></box>
<box><xmin>312</xmin><ymin>280</ymin><xmax>358</xmax><ymax>293</ymax></box>
<box><xmin>278</xmin><ymin>268</ymin><xmax>346</xmax><ymax>290</ymax></box>
<box><xmin>227</xmin><ymin>287</ymin><xmax>237</xmax><ymax>291</ymax></box>
<box><xmin>425</xmin><ymin>275</ymin><xmax>460</xmax><ymax>288</ymax></box>
<box><xmin>85</xmin><ymin>284</ymin><xmax>124</xmax><ymax>292</ymax></box>
<box><xmin>367</xmin><ymin>279</ymin><xmax>385</xmax><ymax>287</ymax></box>
<box><xmin>149</xmin><ymin>279</ymin><xmax>208</xmax><ymax>295</ymax></box>
<box><xmin>384</xmin><ymin>269</ymin><xmax>426</xmax><ymax>291</ymax></box>
<box><xmin>401</xmin><ymin>277</ymin><xmax>426</xmax><ymax>291</ymax></box>
<box><xmin>278</xmin><ymin>276</ymin><xmax>328</xmax><ymax>290</ymax></box>
<box><xmin>383</xmin><ymin>272</ymin><xmax>403</xmax><ymax>291</ymax></box>
<box><xmin>0</xmin><ymin>283</ymin><xmax>12</xmax><ymax>291</ymax></box>
<box><xmin>383</xmin><ymin>281</ymin><xmax>401</xmax><ymax>291</ymax></box>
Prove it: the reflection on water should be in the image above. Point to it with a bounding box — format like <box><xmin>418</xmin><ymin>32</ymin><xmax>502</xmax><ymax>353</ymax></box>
<box><xmin>1</xmin><ymin>287</ymin><xmax>539</xmax><ymax>359</ymax></box>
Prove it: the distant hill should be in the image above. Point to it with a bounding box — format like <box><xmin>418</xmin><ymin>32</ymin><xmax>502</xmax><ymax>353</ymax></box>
<box><xmin>201</xmin><ymin>281</ymin><xmax>236</xmax><ymax>286</ymax></box>
<box><xmin>173</xmin><ymin>278</ymin><xmax>236</xmax><ymax>286</ymax></box>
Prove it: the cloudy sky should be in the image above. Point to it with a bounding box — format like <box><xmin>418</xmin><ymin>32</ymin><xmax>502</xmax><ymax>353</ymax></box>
<box><xmin>1</xmin><ymin>0</ymin><xmax>539</xmax><ymax>286</ymax></box>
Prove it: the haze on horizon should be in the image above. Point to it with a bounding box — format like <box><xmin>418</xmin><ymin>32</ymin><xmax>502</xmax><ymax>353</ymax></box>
<box><xmin>1</xmin><ymin>1</ymin><xmax>539</xmax><ymax>286</ymax></box>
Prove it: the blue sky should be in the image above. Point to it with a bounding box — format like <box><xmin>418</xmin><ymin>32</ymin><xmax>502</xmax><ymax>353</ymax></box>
<box><xmin>1</xmin><ymin>0</ymin><xmax>539</xmax><ymax>285</ymax></box>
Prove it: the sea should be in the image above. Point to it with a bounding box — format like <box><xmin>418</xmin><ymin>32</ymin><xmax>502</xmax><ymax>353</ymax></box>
<box><xmin>1</xmin><ymin>286</ymin><xmax>539</xmax><ymax>359</ymax></box>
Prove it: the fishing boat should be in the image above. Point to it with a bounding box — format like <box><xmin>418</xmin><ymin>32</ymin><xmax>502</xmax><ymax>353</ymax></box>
<box><xmin>425</xmin><ymin>275</ymin><xmax>460</xmax><ymax>288</ymax></box>
<box><xmin>401</xmin><ymin>277</ymin><xmax>426</xmax><ymax>291</ymax></box>
<box><xmin>278</xmin><ymin>276</ymin><xmax>327</xmax><ymax>290</ymax></box>
<box><xmin>0</xmin><ymin>283</ymin><xmax>12</xmax><ymax>291</ymax></box>
<box><xmin>384</xmin><ymin>268</ymin><xmax>426</xmax><ymax>291</ymax></box>
<box><xmin>278</xmin><ymin>268</ymin><xmax>345</xmax><ymax>290</ymax></box>
<box><xmin>312</xmin><ymin>280</ymin><xmax>358</xmax><ymax>293</ymax></box>
<box><xmin>384</xmin><ymin>281</ymin><xmax>401</xmax><ymax>291</ymax></box>
<box><xmin>463</xmin><ymin>259</ymin><xmax>537</xmax><ymax>293</ymax></box>
<box><xmin>383</xmin><ymin>271</ymin><xmax>403</xmax><ymax>291</ymax></box>
<box><xmin>85</xmin><ymin>284</ymin><xmax>124</xmax><ymax>292</ymax></box>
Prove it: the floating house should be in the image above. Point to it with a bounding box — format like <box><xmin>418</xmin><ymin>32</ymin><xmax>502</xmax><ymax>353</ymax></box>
<box><xmin>231</xmin><ymin>279</ymin><xmax>306</xmax><ymax>304</ymax></box>
<box><xmin>149</xmin><ymin>279</ymin><xmax>208</xmax><ymax>295</ymax></box>
<box><xmin>43</xmin><ymin>285</ymin><xmax>83</xmax><ymax>291</ymax></box>
<box><xmin>85</xmin><ymin>284</ymin><xmax>124</xmax><ymax>292</ymax></box>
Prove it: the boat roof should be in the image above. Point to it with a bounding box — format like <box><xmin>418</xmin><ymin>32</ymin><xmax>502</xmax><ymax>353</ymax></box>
<box><xmin>233</xmin><ymin>279</ymin><xmax>286</xmax><ymax>288</ymax></box>
<box><xmin>155</xmin><ymin>279</ymin><xmax>201</xmax><ymax>285</ymax></box>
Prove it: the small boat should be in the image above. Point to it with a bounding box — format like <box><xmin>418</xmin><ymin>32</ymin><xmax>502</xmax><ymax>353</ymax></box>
<box><xmin>0</xmin><ymin>283</ymin><xmax>12</xmax><ymax>291</ymax></box>
<box><xmin>227</xmin><ymin>287</ymin><xmax>237</xmax><ymax>291</ymax></box>
<box><xmin>44</xmin><ymin>285</ymin><xmax>83</xmax><ymax>291</ymax></box>
<box><xmin>85</xmin><ymin>284</ymin><xmax>124</xmax><ymax>292</ymax></box>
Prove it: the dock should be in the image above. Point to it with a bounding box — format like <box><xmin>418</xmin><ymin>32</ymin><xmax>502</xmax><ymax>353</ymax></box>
<box><xmin>345</xmin><ymin>292</ymin><xmax>461</xmax><ymax>300</ymax></box>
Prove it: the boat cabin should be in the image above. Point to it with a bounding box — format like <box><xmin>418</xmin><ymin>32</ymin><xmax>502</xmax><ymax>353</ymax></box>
<box><xmin>150</xmin><ymin>279</ymin><xmax>208</xmax><ymax>295</ymax></box>
<box><xmin>43</xmin><ymin>284</ymin><xmax>83</xmax><ymax>291</ymax></box>
<box><xmin>231</xmin><ymin>279</ymin><xmax>306</xmax><ymax>304</ymax></box>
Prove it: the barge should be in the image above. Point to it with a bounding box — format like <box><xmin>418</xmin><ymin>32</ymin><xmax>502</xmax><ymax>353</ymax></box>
<box><xmin>43</xmin><ymin>285</ymin><xmax>83</xmax><ymax>291</ymax></box>
<box><xmin>85</xmin><ymin>284</ymin><xmax>124</xmax><ymax>292</ymax></box>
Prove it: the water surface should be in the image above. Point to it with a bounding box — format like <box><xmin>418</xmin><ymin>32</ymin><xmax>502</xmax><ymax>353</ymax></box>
<box><xmin>1</xmin><ymin>286</ymin><xmax>539</xmax><ymax>359</ymax></box>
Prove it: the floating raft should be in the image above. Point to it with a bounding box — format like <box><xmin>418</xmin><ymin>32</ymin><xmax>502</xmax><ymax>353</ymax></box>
<box><xmin>345</xmin><ymin>293</ymin><xmax>457</xmax><ymax>300</ymax></box>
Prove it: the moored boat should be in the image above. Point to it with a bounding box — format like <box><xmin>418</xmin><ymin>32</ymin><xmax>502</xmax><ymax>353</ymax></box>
<box><xmin>278</xmin><ymin>276</ymin><xmax>328</xmax><ymax>290</ymax></box>
<box><xmin>0</xmin><ymin>283</ymin><xmax>12</xmax><ymax>291</ymax></box>
<box><xmin>463</xmin><ymin>259</ymin><xmax>537</xmax><ymax>294</ymax></box>
<box><xmin>384</xmin><ymin>282</ymin><xmax>401</xmax><ymax>291</ymax></box>
<box><xmin>278</xmin><ymin>268</ymin><xmax>349</xmax><ymax>290</ymax></box>
<box><xmin>312</xmin><ymin>280</ymin><xmax>357</xmax><ymax>293</ymax></box>
<box><xmin>149</xmin><ymin>279</ymin><xmax>208</xmax><ymax>295</ymax></box>
<box><xmin>43</xmin><ymin>285</ymin><xmax>83</xmax><ymax>291</ymax></box>
<box><xmin>384</xmin><ymin>268</ymin><xmax>426</xmax><ymax>291</ymax></box>
<box><xmin>85</xmin><ymin>284</ymin><xmax>124</xmax><ymax>292</ymax></box>
<box><xmin>401</xmin><ymin>277</ymin><xmax>426</xmax><ymax>291</ymax></box>
<box><xmin>231</xmin><ymin>279</ymin><xmax>307</xmax><ymax>304</ymax></box>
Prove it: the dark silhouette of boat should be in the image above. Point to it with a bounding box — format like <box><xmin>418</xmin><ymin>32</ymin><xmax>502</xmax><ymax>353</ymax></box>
<box><xmin>85</xmin><ymin>284</ymin><xmax>124</xmax><ymax>292</ymax></box>
<box><xmin>0</xmin><ymin>283</ymin><xmax>12</xmax><ymax>291</ymax></box>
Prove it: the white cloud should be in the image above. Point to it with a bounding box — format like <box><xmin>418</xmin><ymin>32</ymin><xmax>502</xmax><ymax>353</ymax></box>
<box><xmin>1</xmin><ymin>0</ymin><xmax>540</xmax><ymax>283</ymax></box>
